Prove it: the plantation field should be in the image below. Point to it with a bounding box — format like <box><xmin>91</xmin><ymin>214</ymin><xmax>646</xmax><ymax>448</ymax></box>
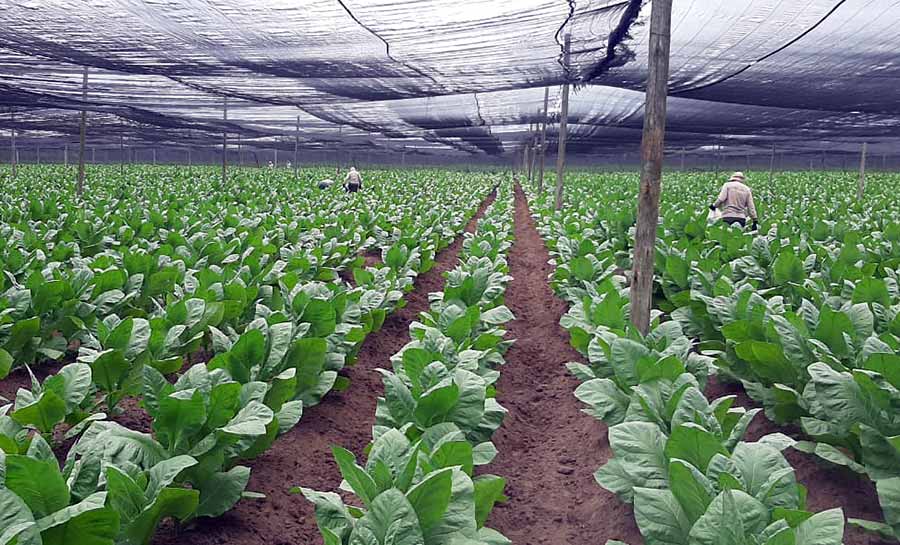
<box><xmin>0</xmin><ymin>165</ymin><xmax>896</xmax><ymax>545</ymax></box>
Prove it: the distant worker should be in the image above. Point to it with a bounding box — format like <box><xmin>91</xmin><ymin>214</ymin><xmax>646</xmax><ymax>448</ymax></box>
<box><xmin>317</xmin><ymin>178</ymin><xmax>334</xmax><ymax>190</ymax></box>
<box><xmin>709</xmin><ymin>172</ymin><xmax>758</xmax><ymax>229</ymax></box>
<box><xmin>344</xmin><ymin>166</ymin><xmax>363</xmax><ymax>193</ymax></box>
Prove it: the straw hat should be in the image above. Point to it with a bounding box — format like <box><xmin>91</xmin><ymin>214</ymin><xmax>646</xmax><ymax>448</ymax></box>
<box><xmin>729</xmin><ymin>171</ymin><xmax>746</xmax><ymax>182</ymax></box>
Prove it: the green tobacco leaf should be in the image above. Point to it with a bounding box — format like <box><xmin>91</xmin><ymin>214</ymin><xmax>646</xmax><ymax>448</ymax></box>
<box><xmin>11</xmin><ymin>390</ymin><xmax>67</xmax><ymax>434</ymax></box>
<box><xmin>793</xmin><ymin>508</ymin><xmax>844</xmax><ymax>545</ymax></box>
<box><xmin>689</xmin><ymin>489</ymin><xmax>768</xmax><ymax>545</ymax></box>
<box><xmin>665</xmin><ymin>424</ymin><xmax>727</xmax><ymax>474</ymax></box>
<box><xmin>472</xmin><ymin>475</ymin><xmax>505</xmax><ymax>529</ymax></box>
<box><xmin>633</xmin><ymin>487</ymin><xmax>691</xmax><ymax>545</ymax></box>
<box><xmin>36</xmin><ymin>493</ymin><xmax>120</xmax><ymax>545</ymax></box>
<box><xmin>669</xmin><ymin>459</ymin><xmax>714</xmax><ymax>524</ymax></box>
<box><xmin>348</xmin><ymin>488</ymin><xmax>424</xmax><ymax>545</ymax></box>
<box><xmin>4</xmin><ymin>455</ymin><xmax>69</xmax><ymax>518</ymax></box>
<box><xmin>196</xmin><ymin>466</ymin><xmax>251</xmax><ymax>518</ymax></box>
<box><xmin>405</xmin><ymin>468</ymin><xmax>453</xmax><ymax>533</ymax></box>
<box><xmin>333</xmin><ymin>446</ymin><xmax>379</xmax><ymax>506</ymax></box>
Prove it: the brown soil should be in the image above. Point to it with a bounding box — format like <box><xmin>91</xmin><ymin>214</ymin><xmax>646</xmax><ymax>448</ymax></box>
<box><xmin>485</xmin><ymin>185</ymin><xmax>642</xmax><ymax>544</ymax></box>
<box><xmin>151</xmin><ymin>191</ymin><xmax>495</xmax><ymax>545</ymax></box>
<box><xmin>707</xmin><ymin>377</ymin><xmax>891</xmax><ymax>545</ymax></box>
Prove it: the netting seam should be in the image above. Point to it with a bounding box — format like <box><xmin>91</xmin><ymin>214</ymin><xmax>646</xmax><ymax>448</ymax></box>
<box><xmin>671</xmin><ymin>0</ymin><xmax>848</xmax><ymax>96</ymax></box>
<box><xmin>554</xmin><ymin>0</ymin><xmax>577</xmax><ymax>80</ymax></box>
<box><xmin>333</xmin><ymin>0</ymin><xmax>439</xmax><ymax>86</ymax></box>
<box><xmin>581</xmin><ymin>0</ymin><xmax>645</xmax><ymax>83</ymax></box>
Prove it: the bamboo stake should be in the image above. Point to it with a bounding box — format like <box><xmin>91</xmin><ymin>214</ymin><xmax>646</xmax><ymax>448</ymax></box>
<box><xmin>222</xmin><ymin>97</ymin><xmax>228</xmax><ymax>186</ymax></box>
<box><xmin>294</xmin><ymin>115</ymin><xmax>299</xmax><ymax>177</ymax></box>
<box><xmin>554</xmin><ymin>33</ymin><xmax>571</xmax><ymax>211</ymax></box>
<box><xmin>768</xmin><ymin>143</ymin><xmax>776</xmax><ymax>184</ymax></box>
<box><xmin>538</xmin><ymin>87</ymin><xmax>549</xmax><ymax>192</ymax></box>
<box><xmin>629</xmin><ymin>0</ymin><xmax>673</xmax><ymax>335</ymax></box>
<box><xmin>76</xmin><ymin>66</ymin><xmax>88</xmax><ymax>196</ymax></box>
<box><xmin>10</xmin><ymin>109</ymin><xmax>16</xmax><ymax>178</ymax></box>
<box><xmin>857</xmin><ymin>142</ymin><xmax>868</xmax><ymax>200</ymax></box>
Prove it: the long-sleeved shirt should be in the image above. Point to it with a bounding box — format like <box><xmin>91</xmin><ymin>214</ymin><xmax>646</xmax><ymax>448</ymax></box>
<box><xmin>713</xmin><ymin>181</ymin><xmax>757</xmax><ymax>220</ymax></box>
<box><xmin>344</xmin><ymin>170</ymin><xmax>362</xmax><ymax>187</ymax></box>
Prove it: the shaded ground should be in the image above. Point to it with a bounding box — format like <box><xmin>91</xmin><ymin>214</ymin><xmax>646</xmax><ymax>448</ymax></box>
<box><xmin>485</xmin><ymin>184</ymin><xmax>642</xmax><ymax>544</ymax></box>
<box><xmin>152</xmin><ymin>191</ymin><xmax>495</xmax><ymax>545</ymax></box>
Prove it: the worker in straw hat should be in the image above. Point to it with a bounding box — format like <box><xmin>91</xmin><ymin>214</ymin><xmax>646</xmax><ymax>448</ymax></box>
<box><xmin>709</xmin><ymin>171</ymin><xmax>758</xmax><ymax>229</ymax></box>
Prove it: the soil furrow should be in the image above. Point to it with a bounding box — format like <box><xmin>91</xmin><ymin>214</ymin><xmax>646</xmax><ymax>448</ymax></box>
<box><xmin>486</xmin><ymin>185</ymin><xmax>641</xmax><ymax>544</ymax></box>
<box><xmin>152</xmin><ymin>191</ymin><xmax>496</xmax><ymax>545</ymax></box>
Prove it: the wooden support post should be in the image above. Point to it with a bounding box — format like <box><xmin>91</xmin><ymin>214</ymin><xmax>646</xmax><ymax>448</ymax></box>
<box><xmin>554</xmin><ymin>33</ymin><xmax>571</xmax><ymax>210</ymax></box>
<box><xmin>92</xmin><ymin>146</ymin><xmax>96</xmax><ymax>164</ymax></box>
<box><xmin>76</xmin><ymin>66</ymin><xmax>88</xmax><ymax>196</ymax></box>
<box><xmin>768</xmin><ymin>143</ymin><xmax>776</xmax><ymax>184</ymax></box>
<box><xmin>857</xmin><ymin>142</ymin><xmax>868</xmax><ymax>200</ymax></box>
<box><xmin>237</xmin><ymin>133</ymin><xmax>242</xmax><ymax>167</ymax></box>
<box><xmin>36</xmin><ymin>146</ymin><xmax>40</xmax><ymax>166</ymax></box>
<box><xmin>538</xmin><ymin>87</ymin><xmax>549</xmax><ymax>192</ymax></box>
<box><xmin>274</xmin><ymin>147</ymin><xmax>278</xmax><ymax>167</ymax></box>
<box><xmin>222</xmin><ymin>97</ymin><xmax>228</xmax><ymax>186</ymax></box>
<box><xmin>119</xmin><ymin>134</ymin><xmax>125</xmax><ymax>175</ymax></box>
<box><xmin>9</xmin><ymin>109</ymin><xmax>16</xmax><ymax>178</ymax></box>
<box><xmin>629</xmin><ymin>0</ymin><xmax>673</xmax><ymax>336</ymax></box>
<box><xmin>294</xmin><ymin>115</ymin><xmax>299</xmax><ymax>177</ymax></box>
<box><xmin>64</xmin><ymin>143</ymin><xmax>68</xmax><ymax>166</ymax></box>
<box><xmin>152</xmin><ymin>148</ymin><xmax>156</xmax><ymax>165</ymax></box>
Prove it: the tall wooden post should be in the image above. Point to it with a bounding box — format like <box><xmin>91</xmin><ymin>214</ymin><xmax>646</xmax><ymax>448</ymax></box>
<box><xmin>36</xmin><ymin>146</ymin><xmax>40</xmax><ymax>166</ymax></box>
<box><xmin>222</xmin><ymin>97</ymin><xmax>228</xmax><ymax>186</ymax></box>
<box><xmin>294</xmin><ymin>115</ymin><xmax>300</xmax><ymax>177</ymax></box>
<box><xmin>237</xmin><ymin>133</ymin><xmax>242</xmax><ymax>167</ymax></box>
<box><xmin>274</xmin><ymin>147</ymin><xmax>278</xmax><ymax>167</ymax></box>
<box><xmin>629</xmin><ymin>0</ymin><xmax>673</xmax><ymax>335</ymax></box>
<box><xmin>554</xmin><ymin>33</ymin><xmax>572</xmax><ymax>210</ymax></box>
<box><xmin>857</xmin><ymin>142</ymin><xmax>868</xmax><ymax>200</ymax></box>
<box><xmin>152</xmin><ymin>148</ymin><xmax>156</xmax><ymax>165</ymax></box>
<box><xmin>119</xmin><ymin>134</ymin><xmax>125</xmax><ymax>175</ymax></box>
<box><xmin>76</xmin><ymin>66</ymin><xmax>89</xmax><ymax>196</ymax></box>
<box><xmin>9</xmin><ymin>110</ymin><xmax>16</xmax><ymax>178</ymax></box>
<box><xmin>538</xmin><ymin>87</ymin><xmax>549</xmax><ymax>192</ymax></box>
<box><xmin>768</xmin><ymin>143</ymin><xmax>776</xmax><ymax>184</ymax></box>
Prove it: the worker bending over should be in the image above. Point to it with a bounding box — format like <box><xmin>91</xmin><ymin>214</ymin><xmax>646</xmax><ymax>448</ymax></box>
<box><xmin>344</xmin><ymin>166</ymin><xmax>363</xmax><ymax>193</ymax></box>
<box><xmin>710</xmin><ymin>171</ymin><xmax>758</xmax><ymax>229</ymax></box>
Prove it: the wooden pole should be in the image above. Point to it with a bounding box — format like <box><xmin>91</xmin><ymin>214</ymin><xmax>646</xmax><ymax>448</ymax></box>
<box><xmin>857</xmin><ymin>142</ymin><xmax>868</xmax><ymax>200</ymax></box>
<box><xmin>152</xmin><ymin>148</ymin><xmax>156</xmax><ymax>165</ymax></box>
<box><xmin>64</xmin><ymin>143</ymin><xmax>68</xmax><ymax>166</ymax></box>
<box><xmin>538</xmin><ymin>87</ymin><xmax>549</xmax><ymax>192</ymax></box>
<box><xmin>76</xmin><ymin>66</ymin><xmax>88</xmax><ymax>196</ymax></box>
<box><xmin>9</xmin><ymin>109</ymin><xmax>16</xmax><ymax>178</ymax></box>
<box><xmin>294</xmin><ymin>115</ymin><xmax>299</xmax><ymax>177</ymax></box>
<box><xmin>36</xmin><ymin>146</ymin><xmax>40</xmax><ymax>166</ymax></box>
<box><xmin>554</xmin><ymin>33</ymin><xmax>571</xmax><ymax>210</ymax></box>
<box><xmin>237</xmin><ymin>133</ymin><xmax>242</xmax><ymax>167</ymax></box>
<box><xmin>629</xmin><ymin>0</ymin><xmax>673</xmax><ymax>336</ymax></box>
<box><xmin>768</xmin><ymin>143</ymin><xmax>776</xmax><ymax>184</ymax></box>
<box><xmin>222</xmin><ymin>97</ymin><xmax>228</xmax><ymax>186</ymax></box>
<box><xmin>274</xmin><ymin>147</ymin><xmax>278</xmax><ymax>167</ymax></box>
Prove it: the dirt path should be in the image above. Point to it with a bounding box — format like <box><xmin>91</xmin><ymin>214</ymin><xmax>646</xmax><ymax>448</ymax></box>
<box><xmin>485</xmin><ymin>185</ymin><xmax>641</xmax><ymax>545</ymax></box>
<box><xmin>152</xmin><ymin>191</ymin><xmax>495</xmax><ymax>545</ymax></box>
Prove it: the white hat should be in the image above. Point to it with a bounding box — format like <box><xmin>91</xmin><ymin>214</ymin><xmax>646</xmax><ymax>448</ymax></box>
<box><xmin>729</xmin><ymin>171</ymin><xmax>746</xmax><ymax>182</ymax></box>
